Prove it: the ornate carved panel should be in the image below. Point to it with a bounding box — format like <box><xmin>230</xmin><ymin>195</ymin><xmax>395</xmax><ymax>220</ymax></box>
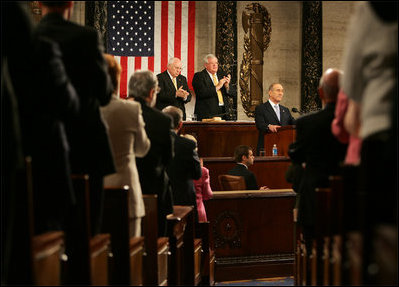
<box><xmin>216</xmin><ymin>2</ymin><xmax>238</xmax><ymax>120</ymax></box>
<box><xmin>239</xmin><ymin>3</ymin><xmax>272</xmax><ymax>118</ymax></box>
<box><xmin>301</xmin><ymin>2</ymin><xmax>323</xmax><ymax>112</ymax></box>
<box><xmin>85</xmin><ymin>1</ymin><xmax>108</xmax><ymax>51</ymax></box>
<box><xmin>213</xmin><ymin>211</ymin><xmax>242</xmax><ymax>249</ymax></box>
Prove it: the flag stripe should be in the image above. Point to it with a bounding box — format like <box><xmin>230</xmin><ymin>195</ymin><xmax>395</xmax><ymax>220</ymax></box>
<box><xmin>161</xmin><ymin>2</ymin><xmax>169</xmax><ymax>72</ymax></box>
<box><xmin>135</xmin><ymin>57</ymin><xmax>142</xmax><ymax>70</ymax></box>
<box><xmin>148</xmin><ymin>56</ymin><xmax>154</xmax><ymax>72</ymax></box>
<box><xmin>174</xmin><ymin>1</ymin><xmax>182</xmax><ymax>59</ymax></box>
<box><xmin>187</xmin><ymin>1</ymin><xmax>195</xmax><ymax>91</ymax></box>
<box><xmin>120</xmin><ymin>56</ymin><xmax>128</xmax><ymax>98</ymax></box>
<box><xmin>181</xmin><ymin>2</ymin><xmax>188</xmax><ymax>78</ymax></box>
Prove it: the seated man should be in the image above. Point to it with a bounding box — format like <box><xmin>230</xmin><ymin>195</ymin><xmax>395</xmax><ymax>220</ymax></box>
<box><xmin>227</xmin><ymin>145</ymin><xmax>269</xmax><ymax>190</ymax></box>
<box><xmin>255</xmin><ymin>83</ymin><xmax>295</xmax><ymax>155</ymax></box>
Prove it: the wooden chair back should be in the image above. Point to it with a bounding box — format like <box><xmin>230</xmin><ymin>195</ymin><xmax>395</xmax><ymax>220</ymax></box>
<box><xmin>218</xmin><ymin>174</ymin><xmax>246</xmax><ymax>191</ymax></box>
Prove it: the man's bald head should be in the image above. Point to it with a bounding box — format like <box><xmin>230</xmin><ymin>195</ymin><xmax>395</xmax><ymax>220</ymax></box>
<box><xmin>318</xmin><ymin>68</ymin><xmax>343</xmax><ymax>103</ymax></box>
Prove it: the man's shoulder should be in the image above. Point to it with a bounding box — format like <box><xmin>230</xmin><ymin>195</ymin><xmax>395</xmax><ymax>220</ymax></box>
<box><xmin>157</xmin><ymin>70</ymin><xmax>168</xmax><ymax>79</ymax></box>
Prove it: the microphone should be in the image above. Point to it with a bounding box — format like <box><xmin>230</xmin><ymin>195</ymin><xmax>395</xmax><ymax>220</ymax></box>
<box><xmin>291</xmin><ymin>107</ymin><xmax>304</xmax><ymax>115</ymax></box>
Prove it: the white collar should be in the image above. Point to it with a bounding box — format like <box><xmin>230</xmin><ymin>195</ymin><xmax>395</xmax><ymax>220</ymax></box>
<box><xmin>268</xmin><ymin>99</ymin><xmax>279</xmax><ymax>108</ymax></box>
<box><xmin>167</xmin><ymin>70</ymin><xmax>176</xmax><ymax>81</ymax></box>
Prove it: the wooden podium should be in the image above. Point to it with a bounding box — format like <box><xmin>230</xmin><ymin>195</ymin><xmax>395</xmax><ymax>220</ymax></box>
<box><xmin>263</xmin><ymin>125</ymin><xmax>296</xmax><ymax>156</ymax></box>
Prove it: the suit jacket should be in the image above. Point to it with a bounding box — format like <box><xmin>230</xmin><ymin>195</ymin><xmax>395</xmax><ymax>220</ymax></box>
<box><xmin>156</xmin><ymin>70</ymin><xmax>192</xmax><ymax>120</ymax></box>
<box><xmin>255</xmin><ymin>101</ymin><xmax>295</xmax><ymax>154</ymax></box>
<box><xmin>5</xmin><ymin>3</ymin><xmax>80</xmax><ymax>233</ymax></box>
<box><xmin>101</xmin><ymin>96</ymin><xmax>150</xmax><ymax>219</ymax></box>
<box><xmin>227</xmin><ymin>164</ymin><xmax>259</xmax><ymax>190</ymax></box>
<box><xmin>35</xmin><ymin>13</ymin><xmax>115</xmax><ymax>177</ymax></box>
<box><xmin>167</xmin><ymin>133</ymin><xmax>202</xmax><ymax>222</ymax></box>
<box><xmin>135</xmin><ymin>98</ymin><xmax>174</xmax><ymax>236</ymax></box>
<box><xmin>288</xmin><ymin>103</ymin><xmax>347</xmax><ymax>227</ymax></box>
<box><xmin>193</xmin><ymin>167</ymin><xmax>213</xmax><ymax>222</ymax></box>
<box><xmin>192</xmin><ymin>69</ymin><xmax>230</xmax><ymax>121</ymax></box>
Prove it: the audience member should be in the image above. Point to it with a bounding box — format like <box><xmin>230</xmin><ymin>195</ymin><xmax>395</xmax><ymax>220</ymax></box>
<box><xmin>192</xmin><ymin>54</ymin><xmax>231</xmax><ymax>121</ymax></box>
<box><xmin>288</xmin><ymin>68</ymin><xmax>347</xmax><ymax>255</ymax></box>
<box><xmin>101</xmin><ymin>55</ymin><xmax>151</xmax><ymax>237</ymax></box>
<box><xmin>182</xmin><ymin>134</ymin><xmax>213</xmax><ymax>222</ymax></box>
<box><xmin>227</xmin><ymin>145</ymin><xmax>269</xmax><ymax>190</ymax></box>
<box><xmin>331</xmin><ymin>89</ymin><xmax>362</xmax><ymax>165</ymax></box>
<box><xmin>156</xmin><ymin>57</ymin><xmax>192</xmax><ymax>120</ymax></box>
<box><xmin>4</xmin><ymin>2</ymin><xmax>80</xmax><ymax>235</ymax></box>
<box><xmin>255</xmin><ymin>83</ymin><xmax>296</xmax><ymax>155</ymax></box>
<box><xmin>162</xmin><ymin>106</ymin><xmax>202</xmax><ymax>223</ymax></box>
<box><xmin>127</xmin><ymin>70</ymin><xmax>174</xmax><ymax>237</ymax></box>
<box><xmin>341</xmin><ymin>2</ymin><xmax>397</xmax><ymax>284</ymax></box>
<box><xmin>2</xmin><ymin>2</ymin><xmax>79</xmax><ymax>283</ymax></box>
<box><xmin>36</xmin><ymin>1</ymin><xmax>115</xmax><ymax>236</ymax></box>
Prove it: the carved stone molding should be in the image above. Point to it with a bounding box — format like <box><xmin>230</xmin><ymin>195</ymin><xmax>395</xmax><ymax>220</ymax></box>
<box><xmin>216</xmin><ymin>2</ymin><xmax>237</xmax><ymax>120</ymax></box>
<box><xmin>239</xmin><ymin>3</ymin><xmax>272</xmax><ymax>118</ymax></box>
<box><xmin>301</xmin><ymin>2</ymin><xmax>323</xmax><ymax>112</ymax></box>
<box><xmin>85</xmin><ymin>1</ymin><xmax>108</xmax><ymax>51</ymax></box>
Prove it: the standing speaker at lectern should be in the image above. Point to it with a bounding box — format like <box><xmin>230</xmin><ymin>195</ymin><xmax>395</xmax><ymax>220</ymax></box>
<box><xmin>255</xmin><ymin>83</ymin><xmax>296</xmax><ymax>155</ymax></box>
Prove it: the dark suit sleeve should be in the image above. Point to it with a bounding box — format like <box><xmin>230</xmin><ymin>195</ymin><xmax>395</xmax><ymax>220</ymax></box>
<box><xmin>162</xmin><ymin>116</ymin><xmax>174</xmax><ymax>166</ymax></box>
<box><xmin>180</xmin><ymin>75</ymin><xmax>192</xmax><ymax>103</ymax></box>
<box><xmin>35</xmin><ymin>37</ymin><xmax>79</xmax><ymax>120</ymax></box>
<box><xmin>156</xmin><ymin>73</ymin><xmax>175</xmax><ymax>108</ymax></box>
<box><xmin>192</xmin><ymin>72</ymin><xmax>217</xmax><ymax>100</ymax></box>
<box><xmin>246</xmin><ymin>172</ymin><xmax>259</xmax><ymax>190</ymax></box>
<box><xmin>255</xmin><ymin>104</ymin><xmax>271</xmax><ymax>132</ymax></box>
<box><xmin>288</xmin><ymin>118</ymin><xmax>306</xmax><ymax>164</ymax></box>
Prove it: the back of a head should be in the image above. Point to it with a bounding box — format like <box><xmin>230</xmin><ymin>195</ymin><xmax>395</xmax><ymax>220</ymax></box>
<box><xmin>319</xmin><ymin>68</ymin><xmax>343</xmax><ymax>102</ymax></box>
<box><xmin>128</xmin><ymin>70</ymin><xmax>158</xmax><ymax>100</ymax></box>
<box><xmin>40</xmin><ymin>1</ymin><xmax>70</xmax><ymax>7</ymax></box>
<box><xmin>234</xmin><ymin>145</ymin><xmax>251</xmax><ymax>163</ymax></box>
<box><xmin>103</xmin><ymin>54</ymin><xmax>121</xmax><ymax>94</ymax></box>
<box><xmin>162</xmin><ymin>106</ymin><xmax>182</xmax><ymax>129</ymax></box>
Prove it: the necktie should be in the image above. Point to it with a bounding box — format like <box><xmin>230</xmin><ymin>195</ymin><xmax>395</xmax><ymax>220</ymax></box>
<box><xmin>212</xmin><ymin>74</ymin><xmax>224</xmax><ymax>105</ymax></box>
<box><xmin>274</xmin><ymin>104</ymin><xmax>280</xmax><ymax>121</ymax></box>
<box><xmin>172</xmin><ymin>77</ymin><xmax>177</xmax><ymax>90</ymax></box>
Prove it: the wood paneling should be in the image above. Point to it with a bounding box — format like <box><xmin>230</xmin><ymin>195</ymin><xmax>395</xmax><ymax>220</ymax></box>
<box><xmin>205</xmin><ymin>190</ymin><xmax>296</xmax><ymax>281</ymax></box>
<box><xmin>203</xmin><ymin>156</ymin><xmax>292</xmax><ymax>191</ymax></box>
<box><xmin>180</xmin><ymin>122</ymin><xmax>258</xmax><ymax>158</ymax></box>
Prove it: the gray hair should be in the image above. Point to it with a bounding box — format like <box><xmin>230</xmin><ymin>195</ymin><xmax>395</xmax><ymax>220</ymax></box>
<box><xmin>168</xmin><ymin>57</ymin><xmax>181</xmax><ymax>65</ymax></box>
<box><xmin>268</xmin><ymin>83</ymin><xmax>281</xmax><ymax>92</ymax></box>
<box><xmin>128</xmin><ymin>70</ymin><xmax>158</xmax><ymax>100</ymax></box>
<box><xmin>203</xmin><ymin>54</ymin><xmax>217</xmax><ymax>64</ymax></box>
<box><xmin>162</xmin><ymin>105</ymin><xmax>183</xmax><ymax>129</ymax></box>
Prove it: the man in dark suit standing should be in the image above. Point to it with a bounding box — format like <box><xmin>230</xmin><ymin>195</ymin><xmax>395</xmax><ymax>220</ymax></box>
<box><xmin>128</xmin><ymin>71</ymin><xmax>175</xmax><ymax>237</ymax></box>
<box><xmin>162</xmin><ymin>106</ymin><xmax>202</xmax><ymax>223</ymax></box>
<box><xmin>228</xmin><ymin>145</ymin><xmax>269</xmax><ymax>190</ymax></box>
<box><xmin>35</xmin><ymin>1</ymin><xmax>115</xmax><ymax>236</ymax></box>
<box><xmin>255</xmin><ymin>83</ymin><xmax>295</xmax><ymax>155</ymax></box>
<box><xmin>156</xmin><ymin>57</ymin><xmax>192</xmax><ymax>120</ymax></box>
<box><xmin>288</xmin><ymin>68</ymin><xmax>347</xmax><ymax>254</ymax></box>
<box><xmin>192</xmin><ymin>54</ymin><xmax>231</xmax><ymax>121</ymax></box>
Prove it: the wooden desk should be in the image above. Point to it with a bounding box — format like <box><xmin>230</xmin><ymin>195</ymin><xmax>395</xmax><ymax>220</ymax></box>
<box><xmin>180</xmin><ymin>121</ymin><xmax>258</xmax><ymax>157</ymax></box>
<box><xmin>203</xmin><ymin>156</ymin><xmax>292</xmax><ymax>190</ymax></box>
<box><xmin>205</xmin><ymin>189</ymin><xmax>296</xmax><ymax>281</ymax></box>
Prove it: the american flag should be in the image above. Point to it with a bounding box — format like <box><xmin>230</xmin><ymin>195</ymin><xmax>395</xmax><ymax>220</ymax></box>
<box><xmin>107</xmin><ymin>1</ymin><xmax>196</xmax><ymax>98</ymax></box>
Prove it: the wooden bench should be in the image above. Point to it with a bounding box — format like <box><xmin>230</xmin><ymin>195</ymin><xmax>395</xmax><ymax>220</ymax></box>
<box><xmin>167</xmin><ymin>205</ymin><xmax>199</xmax><ymax>285</ymax></box>
<box><xmin>142</xmin><ymin>194</ymin><xmax>169</xmax><ymax>286</ymax></box>
<box><xmin>197</xmin><ymin>222</ymin><xmax>215</xmax><ymax>286</ymax></box>
<box><xmin>102</xmin><ymin>186</ymin><xmax>144</xmax><ymax>285</ymax></box>
<box><xmin>64</xmin><ymin>175</ymin><xmax>111</xmax><ymax>285</ymax></box>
